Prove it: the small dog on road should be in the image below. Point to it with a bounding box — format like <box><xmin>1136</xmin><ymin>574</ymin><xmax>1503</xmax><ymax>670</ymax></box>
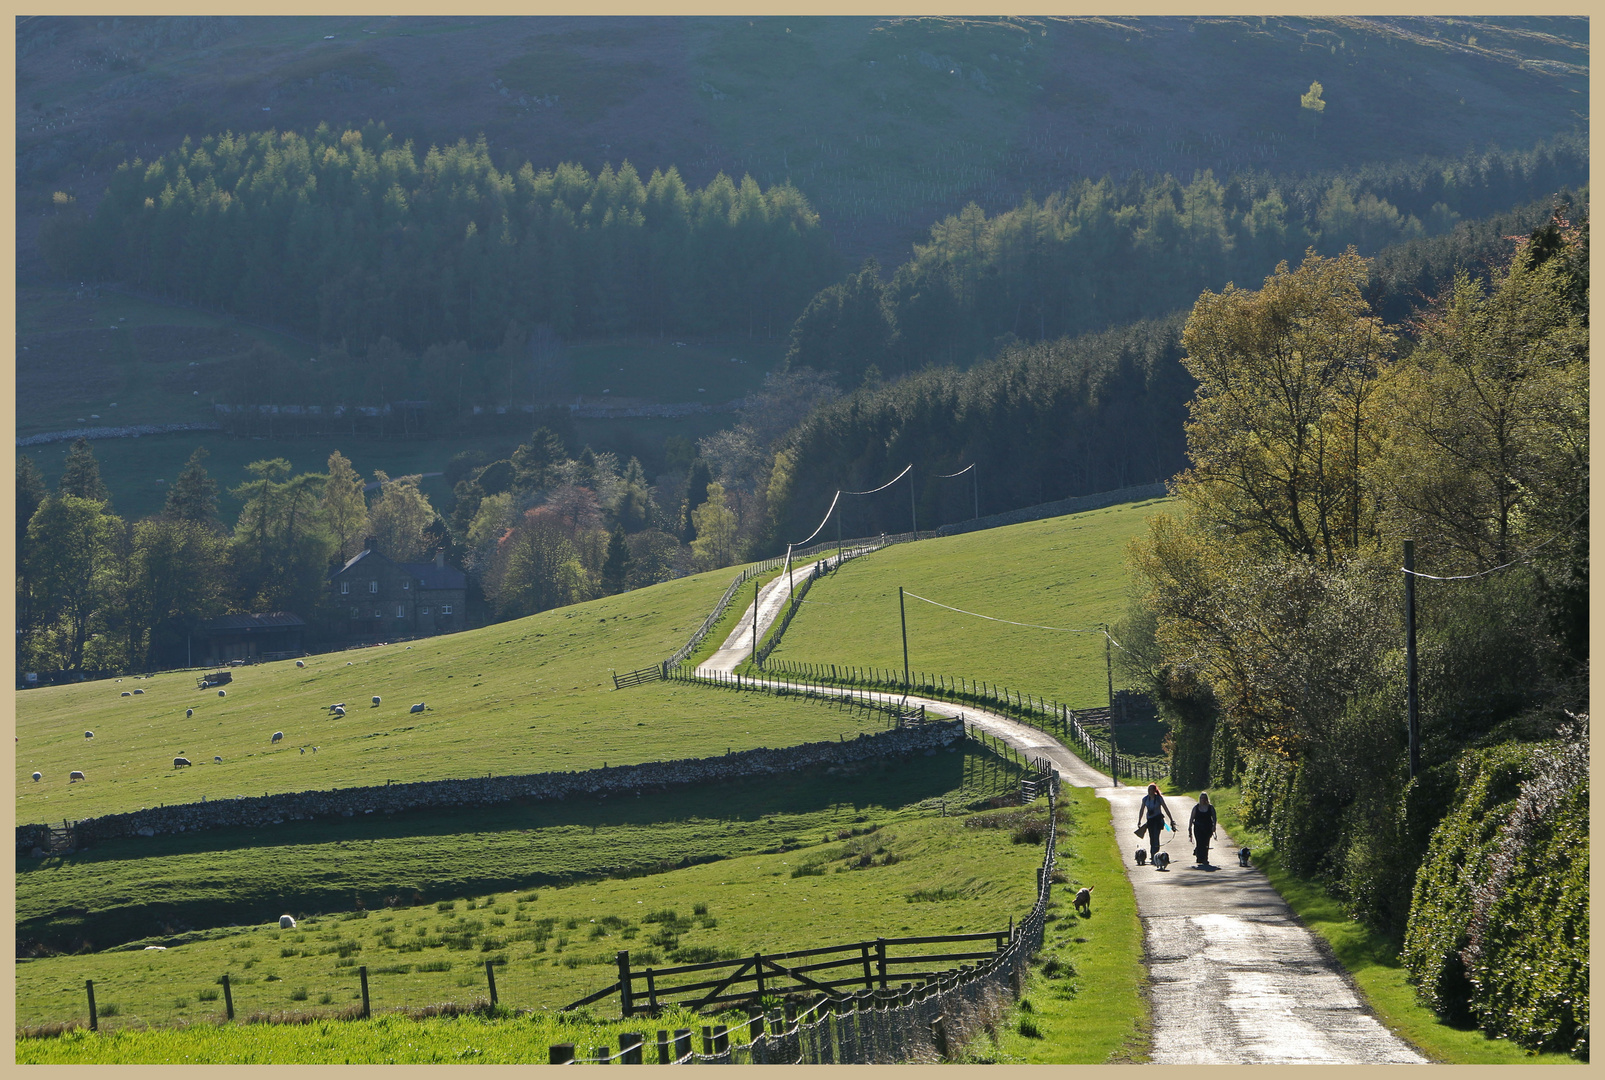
<box><xmin>1073</xmin><ymin>886</ymin><xmax>1093</xmax><ymax>917</ymax></box>
<box><xmin>1238</xmin><ymin>847</ymin><xmax>1252</xmax><ymax>867</ymax></box>
<box><xmin>1134</xmin><ymin>848</ymin><xmax>1148</xmax><ymax>866</ymax></box>
<box><xmin>1153</xmin><ymin>851</ymin><xmax>1171</xmax><ymax>871</ymax></box>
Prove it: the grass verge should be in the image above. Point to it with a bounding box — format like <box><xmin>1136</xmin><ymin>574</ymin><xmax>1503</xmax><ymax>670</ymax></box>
<box><xmin>972</xmin><ymin>786</ymin><xmax>1149</xmax><ymax>1063</ymax></box>
<box><xmin>1205</xmin><ymin>786</ymin><xmax>1573</xmax><ymax>1065</ymax></box>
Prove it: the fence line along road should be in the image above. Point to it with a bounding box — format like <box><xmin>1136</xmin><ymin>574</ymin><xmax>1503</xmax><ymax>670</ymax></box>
<box><xmin>551</xmin><ymin>781</ymin><xmax>1060</xmax><ymax>1064</ymax></box>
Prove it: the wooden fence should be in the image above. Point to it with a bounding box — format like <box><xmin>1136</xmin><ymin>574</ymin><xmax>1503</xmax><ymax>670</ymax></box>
<box><xmin>565</xmin><ymin>929</ymin><xmax>1014</xmax><ymax>1017</ymax></box>
<box><xmin>551</xmin><ymin>778</ymin><xmax>1061</xmax><ymax>1063</ymax></box>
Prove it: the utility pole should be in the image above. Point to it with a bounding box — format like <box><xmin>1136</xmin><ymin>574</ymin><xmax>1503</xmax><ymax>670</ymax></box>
<box><xmin>899</xmin><ymin>586</ymin><xmax>910</xmax><ymax>689</ymax></box>
<box><xmin>973</xmin><ymin>465</ymin><xmax>979</xmax><ymax>521</ymax></box>
<box><xmin>1103</xmin><ymin>625</ymin><xmax>1114</xmax><ymax>710</ymax></box>
<box><xmin>909</xmin><ymin>471</ymin><xmax>917</xmax><ymax>537</ymax></box>
<box><xmin>1404</xmin><ymin>539</ymin><xmax>1419</xmax><ymax>778</ymax></box>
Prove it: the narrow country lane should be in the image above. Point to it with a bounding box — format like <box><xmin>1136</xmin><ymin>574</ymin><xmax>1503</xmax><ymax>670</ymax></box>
<box><xmin>688</xmin><ymin>559</ymin><xmax>1428</xmax><ymax>1063</ymax></box>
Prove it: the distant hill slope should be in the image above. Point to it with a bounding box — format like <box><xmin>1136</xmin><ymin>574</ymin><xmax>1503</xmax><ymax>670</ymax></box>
<box><xmin>18</xmin><ymin>14</ymin><xmax>1586</xmax><ymax>271</ymax></box>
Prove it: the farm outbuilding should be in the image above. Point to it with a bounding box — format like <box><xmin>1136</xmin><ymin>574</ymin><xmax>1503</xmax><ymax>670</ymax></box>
<box><xmin>190</xmin><ymin>612</ymin><xmax>307</xmax><ymax>666</ymax></box>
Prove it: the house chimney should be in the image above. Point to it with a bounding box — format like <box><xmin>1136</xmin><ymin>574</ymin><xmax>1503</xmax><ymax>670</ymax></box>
<box><xmin>364</xmin><ymin>536</ymin><xmax>377</xmax><ymax>554</ymax></box>
<box><xmin>435</xmin><ymin>548</ymin><xmax>445</xmax><ymax>569</ymax></box>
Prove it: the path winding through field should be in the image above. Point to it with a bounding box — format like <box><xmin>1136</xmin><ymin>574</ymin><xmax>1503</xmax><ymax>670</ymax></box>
<box><xmin>692</xmin><ymin>562</ymin><xmax>1427</xmax><ymax>1064</ymax></box>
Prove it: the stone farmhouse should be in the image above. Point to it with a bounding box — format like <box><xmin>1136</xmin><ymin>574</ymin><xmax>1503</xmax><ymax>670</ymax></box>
<box><xmin>328</xmin><ymin>537</ymin><xmax>467</xmax><ymax>642</ymax></box>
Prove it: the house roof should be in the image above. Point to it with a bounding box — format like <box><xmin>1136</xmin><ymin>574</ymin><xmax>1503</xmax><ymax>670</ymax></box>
<box><xmin>401</xmin><ymin>562</ymin><xmax>467</xmax><ymax>590</ymax></box>
<box><xmin>328</xmin><ymin>546</ymin><xmax>464</xmax><ymax>590</ymax></box>
<box><xmin>195</xmin><ymin>612</ymin><xmax>307</xmax><ymax>634</ymax></box>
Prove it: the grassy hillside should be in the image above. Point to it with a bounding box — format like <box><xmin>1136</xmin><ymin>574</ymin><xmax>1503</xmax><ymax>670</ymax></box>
<box><xmin>18</xmin><ymin>796</ymin><xmax>1047</xmax><ymax>1035</ymax></box>
<box><xmin>15</xmin><ymin>558</ymin><xmax>859</xmax><ymax>822</ymax></box>
<box><xmin>748</xmin><ymin>498</ymin><xmax>1170</xmax><ymax>708</ymax></box>
<box><xmin>19</xmin><ymin>16</ymin><xmax>1586</xmax><ymax>270</ymax></box>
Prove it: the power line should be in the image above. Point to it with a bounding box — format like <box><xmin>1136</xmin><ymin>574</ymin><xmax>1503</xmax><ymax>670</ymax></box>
<box><xmin>843</xmin><ymin>464</ymin><xmax>911</xmax><ymax>496</ymax></box>
<box><xmin>934</xmin><ymin>463</ymin><xmax>973</xmax><ymax>479</ymax></box>
<box><xmin>1400</xmin><ymin>508</ymin><xmax>1588</xmax><ymax>581</ymax></box>
<box><xmin>901</xmin><ymin>591</ymin><xmax>1104</xmax><ymax>635</ymax></box>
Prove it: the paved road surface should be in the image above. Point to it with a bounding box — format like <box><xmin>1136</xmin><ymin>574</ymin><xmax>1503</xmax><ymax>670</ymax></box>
<box><xmin>693</xmin><ymin>558</ymin><xmax>1426</xmax><ymax>1063</ymax></box>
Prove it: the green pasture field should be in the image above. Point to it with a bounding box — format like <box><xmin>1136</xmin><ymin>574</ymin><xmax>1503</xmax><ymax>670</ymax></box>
<box><xmin>747</xmin><ymin>499</ymin><xmax>1171</xmax><ymax>708</ymax></box>
<box><xmin>1206</xmin><ymin>786</ymin><xmax>1573</xmax><ymax>1065</ymax></box>
<box><xmin>18</xmin><ymin>798</ymin><xmax>1049</xmax><ymax>1047</ymax></box>
<box><xmin>19</xmin><ymin>741</ymin><xmax>1022</xmax><ymax>953</ymax></box>
<box><xmin>16</xmin><ymin>559</ymin><xmax>850</xmax><ymax>823</ymax></box>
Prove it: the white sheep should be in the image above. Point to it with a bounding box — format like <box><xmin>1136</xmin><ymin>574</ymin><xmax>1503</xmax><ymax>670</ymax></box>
<box><xmin>214</xmin><ymin>755</ymin><xmax>223</xmax><ymax>764</ymax></box>
<box><xmin>372</xmin><ymin>696</ymin><xmax>381</xmax><ymax>705</ymax></box>
<box><xmin>186</xmin><ymin>709</ymin><xmax>194</xmax><ymax>718</ymax></box>
<box><xmin>279</xmin><ymin>914</ymin><xmax>296</xmax><ymax>929</ymax></box>
<box><xmin>84</xmin><ymin>731</ymin><xmax>94</xmax><ymax>739</ymax></box>
<box><xmin>218</xmin><ymin>689</ymin><xmax>227</xmax><ymax>697</ymax></box>
<box><xmin>173</xmin><ymin>756</ymin><xmax>192</xmax><ymax>769</ymax></box>
<box><xmin>328</xmin><ymin>703</ymin><xmax>345</xmax><ymax>711</ymax></box>
<box><xmin>69</xmin><ymin>770</ymin><xmax>85</xmax><ymax>782</ymax></box>
<box><xmin>271</xmin><ymin>731</ymin><xmax>284</xmax><ymax>744</ymax></box>
<box><xmin>333</xmin><ymin>706</ymin><xmax>346</xmax><ymax>717</ymax></box>
<box><xmin>410</xmin><ymin>702</ymin><xmax>425</xmax><ymax>714</ymax></box>
<box><xmin>32</xmin><ymin>771</ymin><xmax>42</xmax><ymax>782</ymax></box>
<box><xmin>133</xmin><ymin>688</ymin><xmax>145</xmax><ymax>695</ymax></box>
<box><xmin>296</xmin><ymin>660</ymin><xmax>306</xmax><ymax>668</ymax></box>
<box><xmin>300</xmin><ymin>747</ymin><xmax>305</xmax><ymax>754</ymax></box>
<box><xmin>120</xmin><ymin>691</ymin><xmax>131</xmax><ymax>697</ymax></box>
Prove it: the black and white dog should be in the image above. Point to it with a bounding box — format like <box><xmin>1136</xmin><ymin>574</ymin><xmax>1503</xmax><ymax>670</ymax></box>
<box><xmin>1153</xmin><ymin>851</ymin><xmax>1171</xmax><ymax>871</ymax></box>
<box><xmin>1238</xmin><ymin>847</ymin><xmax>1252</xmax><ymax>867</ymax></box>
<box><xmin>1134</xmin><ymin>848</ymin><xmax>1148</xmax><ymax>866</ymax></box>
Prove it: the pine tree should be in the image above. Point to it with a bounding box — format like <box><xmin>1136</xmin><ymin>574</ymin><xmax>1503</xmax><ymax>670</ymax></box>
<box><xmin>601</xmin><ymin>526</ymin><xmax>634</xmax><ymax>595</ymax></box>
<box><xmin>58</xmin><ymin>437</ymin><xmax>111</xmax><ymax>503</ymax></box>
<box><xmin>163</xmin><ymin>446</ymin><xmax>220</xmax><ymax>525</ymax></box>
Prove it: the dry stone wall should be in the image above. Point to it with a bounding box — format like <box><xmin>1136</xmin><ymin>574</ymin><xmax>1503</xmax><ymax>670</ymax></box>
<box><xmin>18</xmin><ymin>720</ymin><xmax>964</xmax><ymax>854</ymax></box>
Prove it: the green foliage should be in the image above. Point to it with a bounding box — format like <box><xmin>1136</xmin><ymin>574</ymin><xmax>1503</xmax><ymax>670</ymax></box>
<box><xmin>782</xmin><ymin>138</ymin><xmax>1585</xmax><ymax>385</ymax></box>
<box><xmin>67</xmin><ymin>126</ymin><xmax>838</xmax><ymax>352</ymax></box>
<box><xmin>1403</xmin><ymin>732</ymin><xmax>1589</xmax><ymax>1056</ymax></box>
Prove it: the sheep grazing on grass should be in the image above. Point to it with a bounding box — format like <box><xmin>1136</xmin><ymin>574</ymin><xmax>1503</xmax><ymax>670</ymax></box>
<box><xmin>372</xmin><ymin>696</ymin><xmax>381</xmax><ymax>705</ymax></box>
<box><xmin>214</xmin><ymin>756</ymin><xmax>223</xmax><ymax>764</ymax></box>
<box><xmin>279</xmin><ymin>914</ymin><xmax>296</xmax><ymax>929</ymax></box>
<box><xmin>120</xmin><ymin>691</ymin><xmax>131</xmax><ymax>697</ymax></box>
<box><xmin>84</xmin><ymin>731</ymin><xmax>94</xmax><ymax>739</ymax></box>
<box><xmin>133</xmin><ymin>688</ymin><xmax>145</xmax><ymax>695</ymax></box>
<box><xmin>32</xmin><ymin>771</ymin><xmax>42</xmax><ymax>782</ymax></box>
<box><xmin>218</xmin><ymin>689</ymin><xmax>227</xmax><ymax>697</ymax></box>
<box><xmin>271</xmin><ymin>731</ymin><xmax>284</xmax><ymax>744</ymax></box>
<box><xmin>296</xmin><ymin>660</ymin><xmax>306</xmax><ymax>668</ymax></box>
<box><xmin>173</xmin><ymin>757</ymin><xmax>192</xmax><ymax>769</ymax></box>
<box><xmin>410</xmin><ymin>702</ymin><xmax>425</xmax><ymax>714</ymax></box>
<box><xmin>333</xmin><ymin>705</ymin><xmax>346</xmax><ymax>717</ymax></box>
<box><xmin>69</xmin><ymin>770</ymin><xmax>85</xmax><ymax>782</ymax></box>
<box><xmin>300</xmin><ymin>747</ymin><xmax>305</xmax><ymax>754</ymax></box>
<box><xmin>327</xmin><ymin>703</ymin><xmax>345</xmax><ymax>712</ymax></box>
<box><xmin>186</xmin><ymin>708</ymin><xmax>194</xmax><ymax>718</ymax></box>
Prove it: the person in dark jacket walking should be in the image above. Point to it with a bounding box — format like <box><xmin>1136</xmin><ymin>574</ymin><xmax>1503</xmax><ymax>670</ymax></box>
<box><xmin>1189</xmin><ymin>791</ymin><xmax>1218</xmax><ymax>866</ymax></box>
<box><xmin>1135</xmin><ymin>783</ymin><xmax>1176</xmax><ymax>860</ymax></box>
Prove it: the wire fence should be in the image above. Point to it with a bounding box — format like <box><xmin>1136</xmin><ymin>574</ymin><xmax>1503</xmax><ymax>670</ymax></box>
<box><xmin>718</xmin><ymin>659</ymin><xmax>1169</xmax><ymax>784</ymax></box>
<box><xmin>550</xmin><ymin>779</ymin><xmax>1059</xmax><ymax>1064</ymax></box>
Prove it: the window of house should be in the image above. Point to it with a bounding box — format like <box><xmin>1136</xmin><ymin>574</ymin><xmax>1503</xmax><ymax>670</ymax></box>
<box><xmin>396</xmin><ymin>605</ymin><xmax>405</xmax><ymax>618</ymax></box>
<box><xmin>350</xmin><ymin>607</ymin><xmax>360</xmax><ymax>619</ymax></box>
<box><xmin>441</xmin><ymin>604</ymin><xmax>454</xmax><ymax>615</ymax></box>
<box><xmin>374</xmin><ymin>609</ymin><xmax>383</xmax><ymax>619</ymax></box>
<box><xmin>403</xmin><ymin>580</ymin><xmax>410</xmax><ymax>589</ymax></box>
<box><xmin>369</xmin><ymin>581</ymin><xmax>379</xmax><ymax>594</ymax></box>
<box><xmin>340</xmin><ymin>581</ymin><xmax>349</xmax><ymax>595</ymax></box>
<box><xmin>419</xmin><ymin>605</ymin><xmax>430</xmax><ymax>615</ymax></box>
